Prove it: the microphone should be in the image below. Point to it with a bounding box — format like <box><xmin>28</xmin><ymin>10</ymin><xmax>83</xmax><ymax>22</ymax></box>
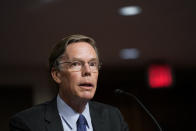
<box><xmin>114</xmin><ymin>89</ymin><xmax>163</xmax><ymax>131</ymax></box>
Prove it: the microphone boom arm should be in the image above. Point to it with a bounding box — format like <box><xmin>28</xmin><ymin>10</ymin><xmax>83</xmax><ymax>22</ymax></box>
<box><xmin>115</xmin><ymin>89</ymin><xmax>163</xmax><ymax>131</ymax></box>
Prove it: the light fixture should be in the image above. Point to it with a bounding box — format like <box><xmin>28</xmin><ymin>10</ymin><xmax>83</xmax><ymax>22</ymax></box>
<box><xmin>119</xmin><ymin>6</ymin><xmax>142</xmax><ymax>16</ymax></box>
<box><xmin>120</xmin><ymin>48</ymin><xmax>140</xmax><ymax>59</ymax></box>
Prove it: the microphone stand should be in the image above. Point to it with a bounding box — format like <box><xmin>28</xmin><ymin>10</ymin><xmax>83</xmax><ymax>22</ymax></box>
<box><xmin>115</xmin><ymin>89</ymin><xmax>163</xmax><ymax>131</ymax></box>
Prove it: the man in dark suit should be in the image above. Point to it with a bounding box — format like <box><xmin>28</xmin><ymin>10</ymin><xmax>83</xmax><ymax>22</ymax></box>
<box><xmin>10</xmin><ymin>34</ymin><xmax>129</xmax><ymax>131</ymax></box>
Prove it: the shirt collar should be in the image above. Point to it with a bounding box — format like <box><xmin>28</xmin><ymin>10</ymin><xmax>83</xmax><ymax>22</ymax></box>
<box><xmin>57</xmin><ymin>94</ymin><xmax>92</xmax><ymax>130</ymax></box>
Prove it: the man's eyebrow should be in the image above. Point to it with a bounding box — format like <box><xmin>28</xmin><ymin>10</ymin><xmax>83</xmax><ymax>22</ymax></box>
<box><xmin>70</xmin><ymin>57</ymin><xmax>98</xmax><ymax>61</ymax></box>
<box><xmin>57</xmin><ymin>55</ymin><xmax>67</xmax><ymax>60</ymax></box>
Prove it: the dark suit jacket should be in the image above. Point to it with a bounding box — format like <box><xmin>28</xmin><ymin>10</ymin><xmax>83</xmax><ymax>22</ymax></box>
<box><xmin>10</xmin><ymin>98</ymin><xmax>129</xmax><ymax>131</ymax></box>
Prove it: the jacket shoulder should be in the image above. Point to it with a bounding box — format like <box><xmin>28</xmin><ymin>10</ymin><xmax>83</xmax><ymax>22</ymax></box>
<box><xmin>89</xmin><ymin>101</ymin><xmax>130</xmax><ymax>131</ymax></box>
<box><xmin>89</xmin><ymin>101</ymin><xmax>124</xmax><ymax>120</ymax></box>
<box><xmin>89</xmin><ymin>101</ymin><xmax>119</xmax><ymax>112</ymax></box>
<box><xmin>12</xmin><ymin>101</ymin><xmax>49</xmax><ymax>119</ymax></box>
<box><xmin>9</xmin><ymin>100</ymin><xmax>52</xmax><ymax>131</ymax></box>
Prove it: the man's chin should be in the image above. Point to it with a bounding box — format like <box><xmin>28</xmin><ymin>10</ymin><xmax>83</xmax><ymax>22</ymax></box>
<box><xmin>79</xmin><ymin>93</ymin><xmax>95</xmax><ymax>101</ymax></box>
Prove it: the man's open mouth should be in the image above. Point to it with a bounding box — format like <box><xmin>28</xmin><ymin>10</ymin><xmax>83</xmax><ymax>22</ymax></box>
<box><xmin>79</xmin><ymin>83</ymin><xmax>93</xmax><ymax>88</ymax></box>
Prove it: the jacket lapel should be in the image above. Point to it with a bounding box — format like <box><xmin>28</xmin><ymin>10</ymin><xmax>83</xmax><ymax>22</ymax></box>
<box><xmin>43</xmin><ymin>99</ymin><xmax>109</xmax><ymax>131</ymax></box>
<box><xmin>89</xmin><ymin>102</ymin><xmax>108</xmax><ymax>131</ymax></box>
<box><xmin>44</xmin><ymin>98</ymin><xmax>64</xmax><ymax>131</ymax></box>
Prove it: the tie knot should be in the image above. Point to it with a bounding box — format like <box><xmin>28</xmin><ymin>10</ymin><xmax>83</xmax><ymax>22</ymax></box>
<box><xmin>77</xmin><ymin>114</ymin><xmax>87</xmax><ymax>125</ymax></box>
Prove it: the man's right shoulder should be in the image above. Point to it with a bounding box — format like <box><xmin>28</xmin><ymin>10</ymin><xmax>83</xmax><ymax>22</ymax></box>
<box><xmin>9</xmin><ymin>99</ymin><xmax>57</xmax><ymax>131</ymax></box>
<box><xmin>12</xmin><ymin>101</ymin><xmax>50</xmax><ymax>119</ymax></box>
<box><xmin>10</xmin><ymin>99</ymin><xmax>55</xmax><ymax>128</ymax></box>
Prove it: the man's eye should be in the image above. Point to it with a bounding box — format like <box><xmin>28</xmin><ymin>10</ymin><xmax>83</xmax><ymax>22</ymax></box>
<box><xmin>71</xmin><ymin>62</ymin><xmax>81</xmax><ymax>67</ymax></box>
<box><xmin>89</xmin><ymin>62</ymin><xmax>97</xmax><ymax>67</ymax></box>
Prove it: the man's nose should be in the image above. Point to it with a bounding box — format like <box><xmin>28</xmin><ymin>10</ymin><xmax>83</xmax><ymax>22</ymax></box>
<box><xmin>82</xmin><ymin>63</ymin><xmax>91</xmax><ymax>76</ymax></box>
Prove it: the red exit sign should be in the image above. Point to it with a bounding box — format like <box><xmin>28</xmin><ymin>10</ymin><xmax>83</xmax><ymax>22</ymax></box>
<box><xmin>148</xmin><ymin>64</ymin><xmax>173</xmax><ymax>88</ymax></box>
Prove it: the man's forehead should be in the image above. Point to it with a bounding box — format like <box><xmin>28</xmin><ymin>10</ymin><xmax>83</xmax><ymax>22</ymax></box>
<box><xmin>58</xmin><ymin>51</ymin><xmax>97</xmax><ymax>62</ymax></box>
<box><xmin>59</xmin><ymin>55</ymin><xmax>98</xmax><ymax>61</ymax></box>
<box><xmin>65</xmin><ymin>42</ymin><xmax>97</xmax><ymax>58</ymax></box>
<box><xmin>66</xmin><ymin>41</ymin><xmax>95</xmax><ymax>51</ymax></box>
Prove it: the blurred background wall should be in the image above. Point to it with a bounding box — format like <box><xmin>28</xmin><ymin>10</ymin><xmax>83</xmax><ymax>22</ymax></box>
<box><xmin>1</xmin><ymin>0</ymin><xmax>196</xmax><ymax>130</ymax></box>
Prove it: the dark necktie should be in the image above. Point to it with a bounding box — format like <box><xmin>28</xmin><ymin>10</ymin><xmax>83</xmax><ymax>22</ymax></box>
<box><xmin>77</xmin><ymin>114</ymin><xmax>87</xmax><ymax>131</ymax></box>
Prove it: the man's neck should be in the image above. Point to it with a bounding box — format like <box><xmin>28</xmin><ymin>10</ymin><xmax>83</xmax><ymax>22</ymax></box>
<box><xmin>59</xmin><ymin>93</ymin><xmax>88</xmax><ymax>113</ymax></box>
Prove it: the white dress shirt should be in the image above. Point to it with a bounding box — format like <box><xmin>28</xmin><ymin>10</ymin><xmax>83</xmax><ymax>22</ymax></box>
<box><xmin>57</xmin><ymin>94</ymin><xmax>93</xmax><ymax>131</ymax></box>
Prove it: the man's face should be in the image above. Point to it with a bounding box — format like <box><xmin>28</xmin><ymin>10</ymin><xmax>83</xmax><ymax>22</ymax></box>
<box><xmin>55</xmin><ymin>42</ymin><xmax>99</xmax><ymax>102</ymax></box>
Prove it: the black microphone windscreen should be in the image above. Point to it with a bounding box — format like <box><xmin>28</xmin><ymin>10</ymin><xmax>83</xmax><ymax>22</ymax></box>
<box><xmin>114</xmin><ymin>89</ymin><xmax>124</xmax><ymax>95</ymax></box>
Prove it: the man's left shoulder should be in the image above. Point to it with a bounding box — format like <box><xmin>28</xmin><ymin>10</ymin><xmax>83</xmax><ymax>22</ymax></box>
<box><xmin>89</xmin><ymin>101</ymin><xmax>130</xmax><ymax>131</ymax></box>
<box><xmin>89</xmin><ymin>101</ymin><xmax>117</xmax><ymax>109</ymax></box>
<box><xmin>89</xmin><ymin>101</ymin><xmax>122</xmax><ymax>115</ymax></box>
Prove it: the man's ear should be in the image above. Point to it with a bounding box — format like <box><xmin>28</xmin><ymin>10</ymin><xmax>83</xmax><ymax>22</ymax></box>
<box><xmin>51</xmin><ymin>68</ymin><xmax>61</xmax><ymax>84</ymax></box>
